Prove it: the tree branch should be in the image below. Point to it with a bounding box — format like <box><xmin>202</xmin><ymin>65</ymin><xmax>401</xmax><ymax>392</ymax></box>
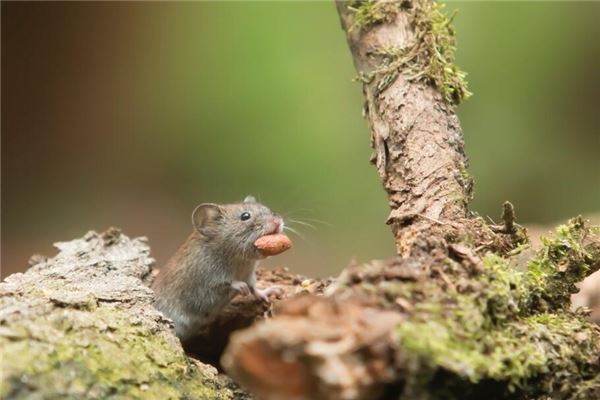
<box><xmin>337</xmin><ymin>0</ymin><xmax>472</xmax><ymax>257</ymax></box>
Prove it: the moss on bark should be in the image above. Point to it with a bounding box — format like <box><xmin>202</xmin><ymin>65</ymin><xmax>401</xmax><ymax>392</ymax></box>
<box><xmin>336</xmin><ymin>218</ymin><xmax>600</xmax><ymax>399</ymax></box>
<box><xmin>0</xmin><ymin>229</ymin><xmax>248</xmax><ymax>399</ymax></box>
<box><xmin>223</xmin><ymin>217</ymin><xmax>600</xmax><ymax>400</ymax></box>
<box><xmin>349</xmin><ymin>0</ymin><xmax>471</xmax><ymax>104</ymax></box>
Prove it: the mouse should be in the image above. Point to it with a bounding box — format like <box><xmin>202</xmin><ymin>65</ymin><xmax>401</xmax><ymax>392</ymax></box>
<box><xmin>152</xmin><ymin>196</ymin><xmax>287</xmax><ymax>342</ymax></box>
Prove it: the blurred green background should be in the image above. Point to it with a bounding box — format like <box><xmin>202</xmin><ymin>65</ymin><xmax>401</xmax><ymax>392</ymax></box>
<box><xmin>2</xmin><ymin>2</ymin><xmax>599</xmax><ymax>279</ymax></box>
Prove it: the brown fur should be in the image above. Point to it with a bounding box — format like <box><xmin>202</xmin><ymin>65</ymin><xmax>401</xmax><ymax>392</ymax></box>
<box><xmin>152</xmin><ymin>197</ymin><xmax>283</xmax><ymax>341</ymax></box>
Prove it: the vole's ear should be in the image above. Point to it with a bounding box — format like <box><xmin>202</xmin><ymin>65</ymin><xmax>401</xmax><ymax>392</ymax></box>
<box><xmin>243</xmin><ymin>195</ymin><xmax>256</xmax><ymax>203</ymax></box>
<box><xmin>192</xmin><ymin>203</ymin><xmax>222</xmax><ymax>232</ymax></box>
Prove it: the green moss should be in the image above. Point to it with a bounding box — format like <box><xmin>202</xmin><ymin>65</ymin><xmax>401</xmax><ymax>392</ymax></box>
<box><xmin>394</xmin><ymin>274</ymin><xmax>599</xmax><ymax>398</ymax></box>
<box><xmin>0</xmin><ymin>306</ymin><xmax>232</xmax><ymax>399</ymax></box>
<box><xmin>347</xmin><ymin>0</ymin><xmax>401</xmax><ymax>31</ymax></box>
<box><xmin>349</xmin><ymin>0</ymin><xmax>472</xmax><ymax>105</ymax></box>
<box><xmin>411</xmin><ymin>0</ymin><xmax>472</xmax><ymax>104</ymax></box>
<box><xmin>524</xmin><ymin>216</ymin><xmax>599</xmax><ymax>312</ymax></box>
<box><xmin>398</xmin><ymin>291</ymin><xmax>597</xmax><ymax>388</ymax></box>
<box><xmin>338</xmin><ymin>217</ymin><xmax>600</xmax><ymax>398</ymax></box>
<box><xmin>457</xmin><ymin>161</ymin><xmax>474</xmax><ymax>203</ymax></box>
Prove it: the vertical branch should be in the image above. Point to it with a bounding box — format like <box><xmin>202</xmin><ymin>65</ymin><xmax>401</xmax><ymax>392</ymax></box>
<box><xmin>337</xmin><ymin>0</ymin><xmax>472</xmax><ymax>257</ymax></box>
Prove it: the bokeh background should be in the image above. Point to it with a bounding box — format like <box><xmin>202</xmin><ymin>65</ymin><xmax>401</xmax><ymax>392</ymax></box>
<box><xmin>2</xmin><ymin>2</ymin><xmax>599</xmax><ymax>279</ymax></box>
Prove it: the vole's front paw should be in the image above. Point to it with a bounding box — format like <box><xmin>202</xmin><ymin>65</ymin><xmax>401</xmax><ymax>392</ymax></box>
<box><xmin>252</xmin><ymin>286</ymin><xmax>284</xmax><ymax>302</ymax></box>
<box><xmin>231</xmin><ymin>280</ymin><xmax>251</xmax><ymax>296</ymax></box>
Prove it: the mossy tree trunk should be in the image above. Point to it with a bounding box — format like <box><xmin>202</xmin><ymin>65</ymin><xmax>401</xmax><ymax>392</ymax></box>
<box><xmin>222</xmin><ymin>1</ymin><xmax>600</xmax><ymax>399</ymax></box>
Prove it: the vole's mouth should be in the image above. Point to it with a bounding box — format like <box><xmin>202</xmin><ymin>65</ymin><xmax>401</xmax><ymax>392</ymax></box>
<box><xmin>265</xmin><ymin>219</ymin><xmax>284</xmax><ymax>236</ymax></box>
<box><xmin>265</xmin><ymin>226</ymin><xmax>280</xmax><ymax>236</ymax></box>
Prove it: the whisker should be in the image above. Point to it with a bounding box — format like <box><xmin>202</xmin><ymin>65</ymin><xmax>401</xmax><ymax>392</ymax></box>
<box><xmin>282</xmin><ymin>214</ymin><xmax>331</xmax><ymax>227</ymax></box>
<box><xmin>284</xmin><ymin>225</ymin><xmax>306</xmax><ymax>241</ymax></box>
<box><xmin>282</xmin><ymin>209</ymin><xmax>332</xmax><ymax>228</ymax></box>
<box><xmin>295</xmin><ymin>217</ymin><xmax>332</xmax><ymax>227</ymax></box>
<box><xmin>284</xmin><ymin>209</ymin><xmax>316</xmax><ymax>216</ymax></box>
<box><xmin>287</xmin><ymin>219</ymin><xmax>317</xmax><ymax>230</ymax></box>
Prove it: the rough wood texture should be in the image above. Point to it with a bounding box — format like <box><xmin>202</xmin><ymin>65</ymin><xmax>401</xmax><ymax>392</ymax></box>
<box><xmin>0</xmin><ymin>228</ymin><xmax>250</xmax><ymax>399</ymax></box>
<box><xmin>336</xmin><ymin>0</ymin><xmax>471</xmax><ymax>257</ymax></box>
<box><xmin>223</xmin><ymin>294</ymin><xmax>404</xmax><ymax>400</ymax></box>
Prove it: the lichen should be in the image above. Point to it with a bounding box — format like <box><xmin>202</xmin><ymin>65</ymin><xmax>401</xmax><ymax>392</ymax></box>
<box><xmin>349</xmin><ymin>0</ymin><xmax>472</xmax><ymax>105</ymax></box>
<box><xmin>0</xmin><ymin>230</ymin><xmax>240</xmax><ymax>400</ymax></box>
<box><xmin>0</xmin><ymin>306</ymin><xmax>233</xmax><ymax>400</ymax></box>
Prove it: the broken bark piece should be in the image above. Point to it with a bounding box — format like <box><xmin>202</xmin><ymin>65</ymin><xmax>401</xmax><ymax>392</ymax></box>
<box><xmin>222</xmin><ymin>295</ymin><xmax>403</xmax><ymax>400</ymax></box>
<box><xmin>254</xmin><ymin>234</ymin><xmax>292</xmax><ymax>256</ymax></box>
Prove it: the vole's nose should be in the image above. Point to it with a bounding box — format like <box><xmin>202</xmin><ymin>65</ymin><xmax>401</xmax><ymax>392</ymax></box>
<box><xmin>272</xmin><ymin>217</ymin><xmax>283</xmax><ymax>234</ymax></box>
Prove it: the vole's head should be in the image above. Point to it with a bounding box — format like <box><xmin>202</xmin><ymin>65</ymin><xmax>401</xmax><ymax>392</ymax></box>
<box><xmin>191</xmin><ymin>196</ymin><xmax>283</xmax><ymax>259</ymax></box>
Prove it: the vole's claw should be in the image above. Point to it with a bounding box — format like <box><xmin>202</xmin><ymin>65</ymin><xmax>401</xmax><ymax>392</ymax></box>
<box><xmin>231</xmin><ymin>280</ymin><xmax>251</xmax><ymax>296</ymax></box>
<box><xmin>255</xmin><ymin>291</ymin><xmax>269</xmax><ymax>303</ymax></box>
<box><xmin>252</xmin><ymin>286</ymin><xmax>284</xmax><ymax>302</ymax></box>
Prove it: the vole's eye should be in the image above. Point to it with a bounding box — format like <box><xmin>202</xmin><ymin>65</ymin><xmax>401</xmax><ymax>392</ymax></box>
<box><xmin>240</xmin><ymin>212</ymin><xmax>251</xmax><ymax>221</ymax></box>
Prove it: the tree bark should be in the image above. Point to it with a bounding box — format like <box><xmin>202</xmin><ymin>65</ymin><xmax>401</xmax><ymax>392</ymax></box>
<box><xmin>336</xmin><ymin>0</ymin><xmax>472</xmax><ymax>257</ymax></box>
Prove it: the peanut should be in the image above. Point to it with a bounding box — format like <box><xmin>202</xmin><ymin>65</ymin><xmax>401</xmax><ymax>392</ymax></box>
<box><xmin>254</xmin><ymin>234</ymin><xmax>292</xmax><ymax>256</ymax></box>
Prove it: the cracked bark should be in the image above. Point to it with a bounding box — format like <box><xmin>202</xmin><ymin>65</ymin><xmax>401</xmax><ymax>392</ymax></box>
<box><xmin>336</xmin><ymin>1</ymin><xmax>472</xmax><ymax>257</ymax></box>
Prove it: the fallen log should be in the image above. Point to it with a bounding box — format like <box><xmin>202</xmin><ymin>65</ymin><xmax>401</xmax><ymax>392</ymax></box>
<box><xmin>0</xmin><ymin>228</ymin><xmax>327</xmax><ymax>399</ymax></box>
